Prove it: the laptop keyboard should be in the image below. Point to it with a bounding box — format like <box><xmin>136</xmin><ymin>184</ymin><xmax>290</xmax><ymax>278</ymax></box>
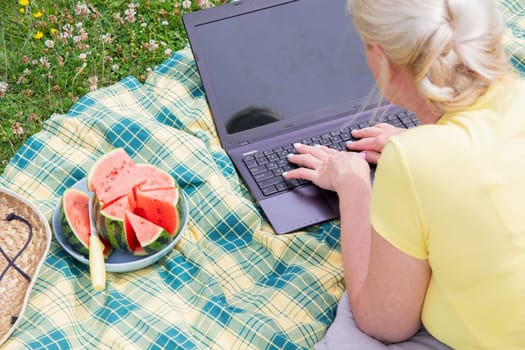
<box><xmin>242</xmin><ymin>111</ymin><xmax>419</xmax><ymax>196</ymax></box>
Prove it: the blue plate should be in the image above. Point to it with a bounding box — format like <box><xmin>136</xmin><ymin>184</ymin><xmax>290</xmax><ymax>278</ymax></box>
<box><xmin>52</xmin><ymin>178</ymin><xmax>189</xmax><ymax>272</ymax></box>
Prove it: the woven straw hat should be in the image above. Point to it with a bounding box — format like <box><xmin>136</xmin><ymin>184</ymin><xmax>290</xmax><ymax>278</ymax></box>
<box><xmin>0</xmin><ymin>187</ymin><xmax>51</xmax><ymax>346</ymax></box>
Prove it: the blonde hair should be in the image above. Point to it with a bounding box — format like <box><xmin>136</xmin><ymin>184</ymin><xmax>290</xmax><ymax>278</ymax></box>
<box><xmin>348</xmin><ymin>0</ymin><xmax>509</xmax><ymax>114</ymax></box>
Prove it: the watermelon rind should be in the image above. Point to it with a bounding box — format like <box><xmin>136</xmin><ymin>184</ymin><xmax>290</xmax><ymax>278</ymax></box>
<box><xmin>94</xmin><ymin>195</ymin><xmax>139</xmax><ymax>253</ymax></box>
<box><xmin>96</xmin><ymin>211</ymin><xmax>127</xmax><ymax>251</ymax></box>
<box><xmin>132</xmin><ymin>246</ymin><xmax>148</xmax><ymax>256</ymax></box>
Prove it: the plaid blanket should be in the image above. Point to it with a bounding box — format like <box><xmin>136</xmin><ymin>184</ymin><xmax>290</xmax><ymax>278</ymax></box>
<box><xmin>501</xmin><ymin>0</ymin><xmax>525</xmax><ymax>74</ymax></box>
<box><xmin>1</xmin><ymin>1</ymin><xmax>524</xmax><ymax>349</ymax></box>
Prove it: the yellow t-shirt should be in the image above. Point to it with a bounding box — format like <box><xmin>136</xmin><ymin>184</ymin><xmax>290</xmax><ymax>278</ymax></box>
<box><xmin>371</xmin><ymin>75</ymin><xmax>525</xmax><ymax>349</ymax></box>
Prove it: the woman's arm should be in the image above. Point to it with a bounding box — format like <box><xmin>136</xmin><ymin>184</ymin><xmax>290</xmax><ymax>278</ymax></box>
<box><xmin>284</xmin><ymin>143</ymin><xmax>430</xmax><ymax>343</ymax></box>
<box><xmin>338</xmin><ymin>183</ymin><xmax>431</xmax><ymax>343</ymax></box>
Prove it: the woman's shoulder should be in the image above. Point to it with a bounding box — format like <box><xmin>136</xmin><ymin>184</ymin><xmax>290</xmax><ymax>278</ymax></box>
<box><xmin>381</xmin><ymin>123</ymin><xmax>465</xmax><ymax>180</ymax></box>
<box><xmin>389</xmin><ymin>123</ymin><xmax>452</xmax><ymax>153</ymax></box>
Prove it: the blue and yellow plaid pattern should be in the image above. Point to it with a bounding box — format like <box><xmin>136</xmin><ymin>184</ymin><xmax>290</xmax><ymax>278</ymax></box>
<box><xmin>501</xmin><ymin>0</ymin><xmax>525</xmax><ymax>75</ymax></box>
<box><xmin>1</xmin><ymin>1</ymin><xmax>524</xmax><ymax>349</ymax></box>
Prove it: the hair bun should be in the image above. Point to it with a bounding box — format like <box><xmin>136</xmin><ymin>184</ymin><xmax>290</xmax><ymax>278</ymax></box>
<box><xmin>350</xmin><ymin>0</ymin><xmax>508</xmax><ymax>114</ymax></box>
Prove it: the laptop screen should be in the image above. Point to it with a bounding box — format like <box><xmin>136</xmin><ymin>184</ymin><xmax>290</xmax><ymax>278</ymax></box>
<box><xmin>184</xmin><ymin>0</ymin><xmax>376</xmax><ymax>148</ymax></box>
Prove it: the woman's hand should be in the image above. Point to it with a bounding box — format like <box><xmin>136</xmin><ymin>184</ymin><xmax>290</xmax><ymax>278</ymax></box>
<box><xmin>347</xmin><ymin>123</ymin><xmax>405</xmax><ymax>164</ymax></box>
<box><xmin>283</xmin><ymin>143</ymin><xmax>370</xmax><ymax>193</ymax></box>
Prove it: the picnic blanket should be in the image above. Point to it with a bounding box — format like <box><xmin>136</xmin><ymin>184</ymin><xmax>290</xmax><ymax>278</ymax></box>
<box><xmin>1</xmin><ymin>1</ymin><xmax>524</xmax><ymax>349</ymax></box>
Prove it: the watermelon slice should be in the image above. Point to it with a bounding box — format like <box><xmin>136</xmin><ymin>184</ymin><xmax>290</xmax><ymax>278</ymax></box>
<box><xmin>135</xmin><ymin>164</ymin><xmax>176</xmax><ymax>191</ymax></box>
<box><xmin>134</xmin><ymin>189</ymin><xmax>180</xmax><ymax>236</ymax></box>
<box><xmin>124</xmin><ymin>215</ymin><xmax>148</xmax><ymax>256</ymax></box>
<box><xmin>94</xmin><ymin>194</ymin><xmax>140</xmax><ymax>253</ymax></box>
<box><xmin>125</xmin><ymin>210</ymin><xmax>174</xmax><ymax>255</ymax></box>
<box><xmin>87</xmin><ymin>148</ymin><xmax>146</xmax><ymax>207</ymax></box>
<box><xmin>60</xmin><ymin>188</ymin><xmax>113</xmax><ymax>258</ymax></box>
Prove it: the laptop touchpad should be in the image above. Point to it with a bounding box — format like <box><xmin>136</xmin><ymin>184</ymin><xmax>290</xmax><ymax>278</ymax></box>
<box><xmin>259</xmin><ymin>186</ymin><xmax>339</xmax><ymax>234</ymax></box>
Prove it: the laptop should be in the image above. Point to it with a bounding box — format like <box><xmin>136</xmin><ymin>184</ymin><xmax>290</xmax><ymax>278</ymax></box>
<box><xmin>183</xmin><ymin>0</ymin><xmax>418</xmax><ymax>234</ymax></box>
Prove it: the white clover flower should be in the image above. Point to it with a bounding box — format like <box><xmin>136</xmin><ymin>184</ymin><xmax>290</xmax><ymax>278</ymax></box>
<box><xmin>100</xmin><ymin>33</ymin><xmax>113</xmax><ymax>44</ymax></box>
<box><xmin>79</xmin><ymin>53</ymin><xmax>87</xmax><ymax>61</ymax></box>
<box><xmin>74</xmin><ymin>3</ymin><xmax>91</xmax><ymax>16</ymax></box>
<box><xmin>63</xmin><ymin>23</ymin><xmax>74</xmax><ymax>34</ymax></box>
<box><xmin>183</xmin><ymin>0</ymin><xmax>192</xmax><ymax>9</ymax></box>
<box><xmin>113</xmin><ymin>13</ymin><xmax>124</xmax><ymax>24</ymax></box>
<box><xmin>11</xmin><ymin>122</ymin><xmax>24</xmax><ymax>135</ymax></box>
<box><xmin>144</xmin><ymin>39</ymin><xmax>159</xmax><ymax>51</ymax></box>
<box><xmin>88</xmin><ymin>76</ymin><xmax>98</xmax><ymax>91</ymax></box>
<box><xmin>197</xmin><ymin>0</ymin><xmax>211</xmax><ymax>8</ymax></box>
<box><xmin>124</xmin><ymin>7</ymin><xmax>137</xmax><ymax>23</ymax></box>
<box><xmin>59</xmin><ymin>32</ymin><xmax>70</xmax><ymax>43</ymax></box>
<box><xmin>0</xmin><ymin>81</ymin><xmax>9</xmax><ymax>97</ymax></box>
<box><xmin>39</xmin><ymin>56</ymin><xmax>51</xmax><ymax>68</ymax></box>
<box><xmin>78</xmin><ymin>28</ymin><xmax>89</xmax><ymax>41</ymax></box>
<box><xmin>44</xmin><ymin>40</ymin><xmax>55</xmax><ymax>48</ymax></box>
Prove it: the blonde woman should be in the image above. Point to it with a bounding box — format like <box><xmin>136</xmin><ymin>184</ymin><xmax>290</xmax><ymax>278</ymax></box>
<box><xmin>284</xmin><ymin>0</ymin><xmax>525</xmax><ymax>348</ymax></box>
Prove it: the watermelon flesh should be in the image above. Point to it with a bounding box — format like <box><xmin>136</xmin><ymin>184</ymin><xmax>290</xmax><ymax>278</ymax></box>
<box><xmin>135</xmin><ymin>164</ymin><xmax>176</xmax><ymax>191</ymax></box>
<box><xmin>60</xmin><ymin>188</ymin><xmax>113</xmax><ymax>258</ymax></box>
<box><xmin>125</xmin><ymin>210</ymin><xmax>174</xmax><ymax>255</ymax></box>
<box><xmin>61</xmin><ymin>188</ymin><xmax>90</xmax><ymax>255</ymax></box>
<box><xmin>134</xmin><ymin>189</ymin><xmax>179</xmax><ymax>236</ymax></box>
<box><xmin>138</xmin><ymin>187</ymin><xmax>178</xmax><ymax>204</ymax></box>
<box><xmin>87</xmin><ymin>148</ymin><xmax>146</xmax><ymax>207</ymax></box>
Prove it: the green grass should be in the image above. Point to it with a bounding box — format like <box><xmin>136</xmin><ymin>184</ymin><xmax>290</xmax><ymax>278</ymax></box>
<box><xmin>0</xmin><ymin>0</ymin><xmax>227</xmax><ymax>174</ymax></box>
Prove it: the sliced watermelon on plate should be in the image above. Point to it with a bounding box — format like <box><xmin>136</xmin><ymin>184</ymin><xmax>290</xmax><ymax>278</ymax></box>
<box><xmin>60</xmin><ymin>188</ymin><xmax>113</xmax><ymax>258</ymax></box>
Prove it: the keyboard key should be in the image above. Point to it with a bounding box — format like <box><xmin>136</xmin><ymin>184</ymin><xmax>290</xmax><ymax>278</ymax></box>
<box><xmin>276</xmin><ymin>182</ymin><xmax>288</xmax><ymax>192</ymax></box>
<box><xmin>253</xmin><ymin>171</ymin><xmax>275</xmax><ymax>181</ymax></box>
<box><xmin>249</xmin><ymin>165</ymin><xmax>267</xmax><ymax>174</ymax></box>
<box><xmin>262</xmin><ymin>186</ymin><xmax>278</xmax><ymax>196</ymax></box>
<box><xmin>244</xmin><ymin>159</ymin><xmax>258</xmax><ymax>168</ymax></box>
<box><xmin>259</xmin><ymin>176</ymin><xmax>285</xmax><ymax>188</ymax></box>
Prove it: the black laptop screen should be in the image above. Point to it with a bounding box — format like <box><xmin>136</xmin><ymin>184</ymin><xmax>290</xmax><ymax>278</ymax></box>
<box><xmin>185</xmin><ymin>0</ymin><xmax>376</xmax><ymax>147</ymax></box>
